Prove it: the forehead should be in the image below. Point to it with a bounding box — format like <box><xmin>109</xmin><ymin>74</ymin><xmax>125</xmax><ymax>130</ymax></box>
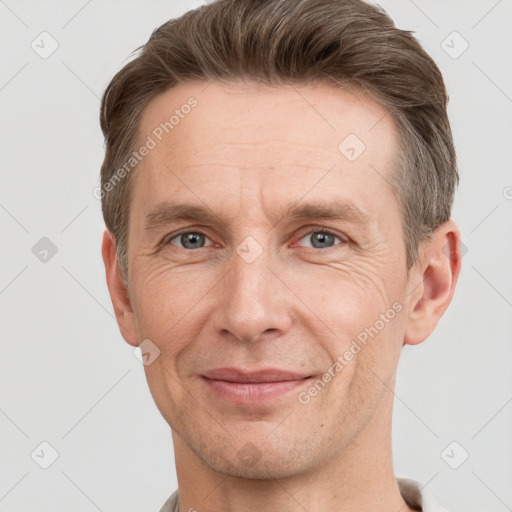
<box><xmin>137</xmin><ymin>80</ymin><xmax>395</xmax><ymax>155</ymax></box>
<box><xmin>132</xmin><ymin>80</ymin><xmax>399</xmax><ymax>224</ymax></box>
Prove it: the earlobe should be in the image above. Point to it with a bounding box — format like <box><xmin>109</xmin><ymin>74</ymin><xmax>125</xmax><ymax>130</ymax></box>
<box><xmin>101</xmin><ymin>229</ymin><xmax>139</xmax><ymax>347</ymax></box>
<box><xmin>403</xmin><ymin>221</ymin><xmax>462</xmax><ymax>346</ymax></box>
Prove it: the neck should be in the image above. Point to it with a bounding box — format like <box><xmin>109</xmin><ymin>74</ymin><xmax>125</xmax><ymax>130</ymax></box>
<box><xmin>169</xmin><ymin>391</ymin><xmax>413</xmax><ymax>512</ymax></box>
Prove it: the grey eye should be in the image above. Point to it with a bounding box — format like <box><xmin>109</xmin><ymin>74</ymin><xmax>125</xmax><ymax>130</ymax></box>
<box><xmin>299</xmin><ymin>230</ymin><xmax>341</xmax><ymax>249</ymax></box>
<box><xmin>169</xmin><ymin>232</ymin><xmax>212</xmax><ymax>250</ymax></box>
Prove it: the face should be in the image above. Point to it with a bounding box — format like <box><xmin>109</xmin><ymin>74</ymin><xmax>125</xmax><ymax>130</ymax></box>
<box><xmin>123</xmin><ymin>81</ymin><xmax>413</xmax><ymax>478</ymax></box>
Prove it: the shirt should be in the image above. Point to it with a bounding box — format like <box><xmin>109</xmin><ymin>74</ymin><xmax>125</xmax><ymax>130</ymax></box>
<box><xmin>158</xmin><ymin>477</ymin><xmax>451</xmax><ymax>511</ymax></box>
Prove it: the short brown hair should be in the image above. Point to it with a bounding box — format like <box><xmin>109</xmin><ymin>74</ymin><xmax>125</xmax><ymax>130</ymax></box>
<box><xmin>99</xmin><ymin>0</ymin><xmax>458</xmax><ymax>281</ymax></box>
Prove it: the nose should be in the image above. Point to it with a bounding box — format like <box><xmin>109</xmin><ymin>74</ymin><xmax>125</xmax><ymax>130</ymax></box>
<box><xmin>211</xmin><ymin>238</ymin><xmax>293</xmax><ymax>343</ymax></box>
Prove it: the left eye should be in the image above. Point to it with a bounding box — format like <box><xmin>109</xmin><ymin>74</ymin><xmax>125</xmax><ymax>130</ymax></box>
<box><xmin>167</xmin><ymin>231</ymin><xmax>213</xmax><ymax>250</ymax></box>
<box><xmin>297</xmin><ymin>229</ymin><xmax>344</xmax><ymax>249</ymax></box>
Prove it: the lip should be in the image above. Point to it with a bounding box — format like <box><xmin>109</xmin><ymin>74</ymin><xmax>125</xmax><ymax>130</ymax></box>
<box><xmin>201</xmin><ymin>368</ymin><xmax>312</xmax><ymax>404</ymax></box>
<box><xmin>202</xmin><ymin>368</ymin><xmax>311</xmax><ymax>383</ymax></box>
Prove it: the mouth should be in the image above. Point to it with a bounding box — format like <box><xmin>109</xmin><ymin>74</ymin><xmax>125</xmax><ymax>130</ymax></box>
<box><xmin>200</xmin><ymin>368</ymin><xmax>313</xmax><ymax>403</ymax></box>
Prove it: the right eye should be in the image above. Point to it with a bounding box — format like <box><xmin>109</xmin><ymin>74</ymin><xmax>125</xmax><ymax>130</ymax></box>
<box><xmin>166</xmin><ymin>230</ymin><xmax>214</xmax><ymax>250</ymax></box>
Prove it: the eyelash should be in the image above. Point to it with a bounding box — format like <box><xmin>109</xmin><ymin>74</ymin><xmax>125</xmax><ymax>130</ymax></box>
<box><xmin>163</xmin><ymin>227</ymin><xmax>347</xmax><ymax>250</ymax></box>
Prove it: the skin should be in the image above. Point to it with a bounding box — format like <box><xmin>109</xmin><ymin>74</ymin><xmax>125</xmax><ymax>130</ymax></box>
<box><xmin>102</xmin><ymin>80</ymin><xmax>461</xmax><ymax>512</ymax></box>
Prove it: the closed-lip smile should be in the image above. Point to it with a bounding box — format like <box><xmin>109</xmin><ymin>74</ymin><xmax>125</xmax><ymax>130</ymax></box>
<box><xmin>201</xmin><ymin>368</ymin><xmax>312</xmax><ymax>403</ymax></box>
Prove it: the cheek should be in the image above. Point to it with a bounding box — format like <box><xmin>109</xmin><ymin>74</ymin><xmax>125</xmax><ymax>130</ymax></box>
<box><xmin>291</xmin><ymin>255</ymin><xmax>402</xmax><ymax>336</ymax></box>
<box><xmin>310</xmin><ymin>304</ymin><xmax>405</xmax><ymax>429</ymax></box>
<box><xmin>130</xmin><ymin>264</ymin><xmax>211</xmax><ymax>354</ymax></box>
<box><xmin>131</xmin><ymin>242</ymin><xmax>407</xmax><ymax>361</ymax></box>
<box><xmin>301</xmin><ymin>263</ymin><xmax>406</xmax><ymax>395</ymax></box>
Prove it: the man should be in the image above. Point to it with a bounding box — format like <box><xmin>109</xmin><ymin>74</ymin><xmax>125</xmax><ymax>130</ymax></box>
<box><xmin>100</xmin><ymin>0</ymin><xmax>461</xmax><ymax>510</ymax></box>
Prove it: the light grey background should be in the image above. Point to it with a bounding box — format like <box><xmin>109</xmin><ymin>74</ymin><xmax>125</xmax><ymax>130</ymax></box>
<box><xmin>1</xmin><ymin>0</ymin><xmax>511</xmax><ymax>511</ymax></box>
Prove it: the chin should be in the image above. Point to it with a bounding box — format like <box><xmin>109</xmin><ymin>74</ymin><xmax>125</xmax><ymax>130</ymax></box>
<box><xmin>203</xmin><ymin>448</ymin><xmax>309</xmax><ymax>480</ymax></box>
<box><xmin>183</xmin><ymin>423</ymin><xmax>324</xmax><ymax>480</ymax></box>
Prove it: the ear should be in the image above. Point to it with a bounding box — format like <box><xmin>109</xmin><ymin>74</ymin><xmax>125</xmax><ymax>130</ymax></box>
<box><xmin>101</xmin><ymin>229</ymin><xmax>139</xmax><ymax>347</ymax></box>
<box><xmin>403</xmin><ymin>220</ymin><xmax>462</xmax><ymax>346</ymax></box>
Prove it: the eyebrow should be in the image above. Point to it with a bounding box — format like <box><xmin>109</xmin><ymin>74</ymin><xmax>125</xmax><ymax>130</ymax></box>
<box><xmin>143</xmin><ymin>199</ymin><xmax>370</xmax><ymax>232</ymax></box>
